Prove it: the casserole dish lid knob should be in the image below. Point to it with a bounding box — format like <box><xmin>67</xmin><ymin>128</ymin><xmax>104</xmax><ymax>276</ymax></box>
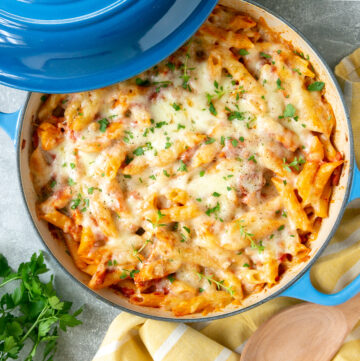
<box><xmin>0</xmin><ymin>0</ymin><xmax>217</xmax><ymax>93</ymax></box>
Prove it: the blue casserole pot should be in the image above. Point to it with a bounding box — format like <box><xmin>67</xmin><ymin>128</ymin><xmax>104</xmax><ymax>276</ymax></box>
<box><xmin>0</xmin><ymin>0</ymin><xmax>360</xmax><ymax>321</ymax></box>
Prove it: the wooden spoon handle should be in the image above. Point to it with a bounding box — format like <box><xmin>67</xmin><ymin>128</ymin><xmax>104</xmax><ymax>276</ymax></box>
<box><xmin>335</xmin><ymin>292</ymin><xmax>360</xmax><ymax>331</ymax></box>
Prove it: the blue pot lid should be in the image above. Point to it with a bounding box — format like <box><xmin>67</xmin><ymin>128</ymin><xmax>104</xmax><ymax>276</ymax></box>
<box><xmin>0</xmin><ymin>0</ymin><xmax>217</xmax><ymax>93</ymax></box>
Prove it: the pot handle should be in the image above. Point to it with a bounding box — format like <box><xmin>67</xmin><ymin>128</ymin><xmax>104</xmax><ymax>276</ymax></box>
<box><xmin>0</xmin><ymin>110</ymin><xmax>20</xmax><ymax>144</ymax></box>
<box><xmin>348</xmin><ymin>163</ymin><xmax>360</xmax><ymax>204</ymax></box>
<box><xmin>282</xmin><ymin>267</ymin><xmax>360</xmax><ymax>305</ymax></box>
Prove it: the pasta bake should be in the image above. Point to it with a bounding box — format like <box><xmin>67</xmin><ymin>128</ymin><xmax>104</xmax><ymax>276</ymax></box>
<box><xmin>30</xmin><ymin>5</ymin><xmax>343</xmax><ymax>316</ymax></box>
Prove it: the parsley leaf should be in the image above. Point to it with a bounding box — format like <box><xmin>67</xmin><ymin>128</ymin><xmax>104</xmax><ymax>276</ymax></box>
<box><xmin>205</xmin><ymin>137</ymin><xmax>215</xmax><ymax>145</ymax></box>
<box><xmin>172</xmin><ymin>103</ymin><xmax>181</xmax><ymax>111</ymax></box>
<box><xmin>177</xmin><ymin>160</ymin><xmax>187</xmax><ymax>172</ymax></box>
<box><xmin>239</xmin><ymin>49</ymin><xmax>249</xmax><ymax>56</ymax></box>
<box><xmin>307</xmin><ymin>81</ymin><xmax>325</xmax><ymax>91</ymax></box>
<box><xmin>283</xmin><ymin>156</ymin><xmax>306</xmax><ymax>172</ymax></box>
<box><xmin>98</xmin><ymin>118</ymin><xmax>109</xmax><ymax>133</ymax></box>
<box><xmin>227</xmin><ymin>110</ymin><xmax>244</xmax><ymax>121</ymax></box>
<box><xmin>133</xmin><ymin>147</ymin><xmax>144</xmax><ymax>156</ymax></box>
<box><xmin>209</xmin><ymin>101</ymin><xmax>217</xmax><ymax>116</ymax></box>
<box><xmin>135</xmin><ymin>78</ymin><xmax>150</xmax><ymax>86</ymax></box>
<box><xmin>166</xmin><ymin>62</ymin><xmax>175</xmax><ymax>71</ymax></box>
<box><xmin>283</xmin><ymin>104</ymin><xmax>296</xmax><ymax>118</ymax></box>
<box><xmin>260</xmin><ymin>52</ymin><xmax>271</xmax><ymax>59</ymax></box>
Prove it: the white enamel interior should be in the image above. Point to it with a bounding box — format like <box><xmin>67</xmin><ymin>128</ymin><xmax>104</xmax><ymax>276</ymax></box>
<box><xmin>18</xmin><ymin>0</ymin><xmax>351</xmax><ymax>321</ymax></box>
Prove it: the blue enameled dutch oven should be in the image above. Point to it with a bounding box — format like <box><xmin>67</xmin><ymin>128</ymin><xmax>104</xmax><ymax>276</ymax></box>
<box><xmin>0</xmin><ymin>0</ymin><xmax>360</xmax><ymax>321</ymax></box>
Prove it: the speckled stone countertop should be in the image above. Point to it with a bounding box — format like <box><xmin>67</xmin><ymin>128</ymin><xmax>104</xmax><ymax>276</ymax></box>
<box><xmin>0</xmin><ymin>1</ymin><xmax>359</xmax><ymax>360</ymax></box>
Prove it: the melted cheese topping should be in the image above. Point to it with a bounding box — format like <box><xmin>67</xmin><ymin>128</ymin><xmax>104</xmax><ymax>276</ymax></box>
<box><xmin>30</xmin><ymin>5</ymin><xmax>341</xmax><ymax>316</ymax></box>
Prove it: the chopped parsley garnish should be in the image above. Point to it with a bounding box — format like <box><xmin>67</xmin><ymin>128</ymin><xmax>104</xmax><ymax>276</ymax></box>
<box><xmin>276</xmin><ymin>78</ymin><xmax>283</xmax><ymax>90</ymax></box>
<box><xmin>196</xmin><ymin>273</ymin><xmax>234</xmax><ymax>296</ymax></box>
<box><xmin>205</xmin><ymin>137</ymin><xmax>216</xmax><ymax>144</ymax></box>
<box><xmin>153</xmin><ymin>80</ymin><xmax>172</xmax><ymax>92</ymax></box>
<box><xmin>227</xmin><ymin>110</ymin><xmax>245</xmax><ymax>121</ymax></box>
<box><xmin>135</xmin><ymin>78</ymin><xmax>150</xmax><ymax>86</ymax></box>
<box><xmin>120</xmin><ymin>269</ymin><xmax>140</xmax><ymax>279</ymax></box>
<box><xmin>282</xmin><ymin>104</ymin><xmax>296</xmax><ymax>118</ymax></box>
<box><xmin>205</xmin><ymin>202</ymin><xmax>220</xmax><ymax>217</ymax></box>
<box><xmin>283</xmin><ymin>156</ymin><xmax>306</xmax><ymax>172</ymax></box>
<box><xmin>239</xmin><ymin>136</ymin><xmax>244</xmax><ymax>142</ymax></box>
<box><xmin>206</xmin><ymin>93</ymin><xmax>217</xmax><ymax>116</ymax></box>
<box><xmin>172</xmin><ymin>103</ymin><xmax>181</xmax><ymax>111</ymax></box>
<box><xmin>149</xmin><ymin>175</ymin><xmax>156</xmax><ymax>180</ymax></box>
<box><xmin>167</xmin><ymin>275</ymin><xmax>176</xmax><ymax>283</ymax></box>
<box><xmin>165</xmin><ymin>142</ymin><xmax>172</xmax><ymax>149</ymax></box>
<box><xmin>70</xmin><ymin>194</ymin><xmax>82</xmax><ymax>210</ymax></box>
<box><xmin>237</xmin><ymin>221</ymin><xmax>265</xmax><ymax>254</ymax></box>
<box><xmin>125</xmin><ymin>155</ymin><xmax>133</xmax><ymax>165</ymax></box>
<box><xmin>124</xmin><ymin>174</ymin><xmax>132</xmax><ymax>179</ymax></box>
<box><xmin>183</xmin><ymin>226</ymin><xmax>191</xmax><ymax>234</ymax></box>
<box><xmin>278</xmin><ymin>225</ymin><xmax>285</xmax><ymax>231</ymax></box>
<box><xmin>180</xmin><ymin>53</ymin><xmax>192</xmax><ymax>91</ymax></box>
<box><xmin>220</xmin><ymin>136</ymin><xmax>225</xmax><ymax>146</ymax></box>
<box><xmin>212</xmin><ymin>192</ymin><xmax>221</xmax><ymax>197</ymax></box>
<box><xmin>209</xmin><ymin>101</ymin><xmax>217</xmax><ymax>116</ymax></box>
<box><xmin>108</xmin><ymin>259</ymin><xmax>117</xmax><ymax>266</ymax></box>
<box><xmin>260</xmin><ymin>52</ymin><xmax>271</xmax><ymax>59</ymax></box>
<box><xmin>248</xmin><ymin>155</ymin><xmax>257</xmax><ymax>163</ymax></box>
<box><xmin>199</xmin><ymin>288</ymin><xmax>204</xmax><ymax>293</ymax></box>
<box><xmin>70</xmin><ymin>163</ymin><xmax>76</xmax><ymax>169</ymax></box>
<box><xmin>213</xmin><ymin>81</ymin><xmax>225</xmax><ymax>98</ymax></box>
<box><xmin>50</xmin><ymin>180</ymin><xmax>57</xmax><ymax>188</ymax></box>
<box><xmin>166</xmin><ymin>62</ymin><xmax>175</xmax><ymax>71</ymax></box>
<box><xmin>155</xmin><ymin>121</ymin><xmax>168</xmax><ymax>128</ymax></box>
<box><xmin>239</xmin><ymin>48</ymin><xmax>249</xmax><ymax>56</ymax></box>
<box><xmin>98</xmin><ymin>118</ymin><xmax>109</xmax><ymax>132</ymax></box>
<box><xmin>293</xmin><ymin>68</ymin><xmax>302</xmax><ymax>75</ymax></box>
<box><xmin>231</xmin><ymin>139</ymin><xmax>239</xmax><ymax>147</ymax></box>
<box><xmin>68</xmin><ymin>178</ymin><xmax>76</xmax><ymax>186</ymax></box>
<box><xmin>243</xmin><ymin>263</ymin><xmax>250</xmax><ymax>268</ymax></box>
<box><xmin>199</xmin><ymin>170</ymin><xmax>205</xmax><ymax>177</ymax></box>
<box><xmin>133</xmin><ymin>147</ymin><xmax>145</xmax><ymax>156</ymax></box>
<box><xmin>177</xmin><ymin>124</ymin><xmax>185</xmax><ymax>131</ymax></box>
<box><xmin>163</xmin><ymin>169</ymin><xmax>170</xmax><ymax>177</ymax></box>
<box><xmin>177</xmin><ymin>160</ymin><xmax>187</xmax><ymax>172</ymax></box>
<box><xmin>252</xmin><ymin>240</ymin><xmax>265</xmax><ymax>253</ymax></box>
<box><xmin>307</xmin><ymin>81</ymin><xmax>325</xmax><ymax>91</ymax></box>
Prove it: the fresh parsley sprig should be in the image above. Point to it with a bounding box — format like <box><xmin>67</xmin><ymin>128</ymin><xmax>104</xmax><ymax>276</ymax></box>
<box><xmin>0</xmin><ymin>252</ymin><xmax>82</xmax><ymax>361</ymax></box>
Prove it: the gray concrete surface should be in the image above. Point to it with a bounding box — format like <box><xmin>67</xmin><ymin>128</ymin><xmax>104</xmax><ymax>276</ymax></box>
<box><xmin>0</xmin><ymin>1</ymin><xmax>359</xmax><ymax>360</ymax></box>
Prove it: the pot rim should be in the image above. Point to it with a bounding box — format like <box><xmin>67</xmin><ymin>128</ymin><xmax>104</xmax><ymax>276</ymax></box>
<box><xmin>15</xmin><ymin>0</ymin><xmax>353</xmax><ymax>322</ymax></box>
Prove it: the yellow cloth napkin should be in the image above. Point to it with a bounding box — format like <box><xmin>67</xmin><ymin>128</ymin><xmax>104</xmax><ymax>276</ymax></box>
<box><xmin>93</xmin><ymin>50</ymin><xmax>360</xmax><ymax>361</ymax></box>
